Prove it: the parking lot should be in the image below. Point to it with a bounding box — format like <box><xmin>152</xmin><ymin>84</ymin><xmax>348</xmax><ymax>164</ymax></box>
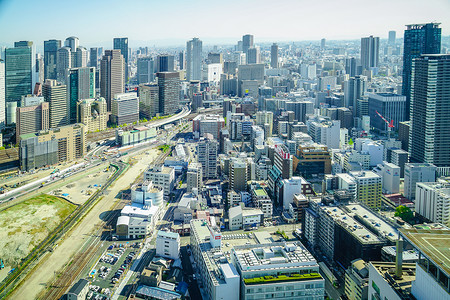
<box><xmin>85</xmin><ymin>241</ymin><xmax>143</xmax><ymax>300</ymax></box>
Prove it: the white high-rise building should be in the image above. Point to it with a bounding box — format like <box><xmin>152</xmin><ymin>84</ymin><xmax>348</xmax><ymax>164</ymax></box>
<box><xmin>404</xmin><ymin>163</ymin><xmax>437</xmax><ymax>200</ymax></box>
<box><xmin>197</xmin><ymin>135</ymin><xmax>218</xmax><ymax>179</ymax></box>
<box><xmin>416</xmin><ymin>181</ymin><xmax>450</xmax><ymax>226</ymax></box>
<box><xmin>156</xmin><ymin>230</ymin><xmax>180</xmax><ymax>260</ymax></box>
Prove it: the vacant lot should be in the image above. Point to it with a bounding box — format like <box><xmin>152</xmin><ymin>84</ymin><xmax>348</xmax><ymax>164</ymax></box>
<box><xmin>0</xmin><ymin>194</ymin><xmax>76</xmax><ymax>268</ymax></box>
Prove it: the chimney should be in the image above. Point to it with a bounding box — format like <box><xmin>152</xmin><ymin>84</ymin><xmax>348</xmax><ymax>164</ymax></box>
<box><xmin>395</xmin><ymin>238</ymin><xmax>403</xmax><ymax>279</ymax></box>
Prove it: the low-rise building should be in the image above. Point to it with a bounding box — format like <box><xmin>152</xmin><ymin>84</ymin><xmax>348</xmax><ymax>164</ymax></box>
<box><xmin>115</xmin><ymin>125</ymin><xmax>157</xmax><ymax>146</ymax></box>
<box><xmin>145</xmin><ymin>165</ymin><xmax>175</xmax><ymax>196</ymax></box>
<box><xmin>231</xmin><ymin>242</ymin><xmax>325</xmax><ymax>300</ymax></box>
<box><xmin>156</xmin><ymin>230</ymin><xmax>180</xmax><ymax>260</ymax></box>
<box><xmin>131</xmin><ymin>180</ymin><xmax>164</xmax><ymax>207</ymax></box>
<box><xmin>228</xmin><ymin>204</ymin><xmax>264</xmax><ymax>230</ymax></box>
<box><xmin>67</xmin><ymin>279</ymin><xmax>89</xmax><ymax>300</ymax></box>
<box><xmin>344</xmin><ymin>259</ymin><xmax>369</xmax><ymax>300</ymax></box>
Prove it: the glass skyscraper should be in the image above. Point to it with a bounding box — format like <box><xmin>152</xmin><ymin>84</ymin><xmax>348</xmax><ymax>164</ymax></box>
<box><xmin>44</xmin><ymin>39</ymin><xmax>61</xmax><ymax>80</ymax></box>
<box><xmin>69</xmin><ymin>67</ymin><xmax>95</xmax><ymax>123</ymax></box>
<box><xmin>113</xmin><ymin>37</ymin><xmax>128</xmax><ymax>82</ymax></box>
<box><xmin>5</xmin><ymin>41</ymin><xmax>35</xmax><ymax>102</ymax></box>
<box><xmin>402</xmin><ymin>23</ymin><xmax>441</xmax><ymax>120</ymax></box>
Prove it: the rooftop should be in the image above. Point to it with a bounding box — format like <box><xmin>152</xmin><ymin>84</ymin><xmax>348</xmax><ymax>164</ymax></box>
<box><xmin>400</xmin><ymin>229</ymin><xmax>450</xmax><ymax>276</ymax></box>
<box><xmin>370</xmin><ymin>262</ymin><xmax>416</xmax><ymax>300</ymax></box>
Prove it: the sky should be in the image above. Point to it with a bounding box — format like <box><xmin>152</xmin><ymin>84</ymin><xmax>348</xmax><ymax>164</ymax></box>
<box><xmin>0</xmin><ymin>0</ymin><xmax>449</xmax><ymax>48</ymax></box>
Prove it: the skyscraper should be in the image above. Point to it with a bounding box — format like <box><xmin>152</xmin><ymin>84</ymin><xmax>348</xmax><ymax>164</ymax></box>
<box><xmin>344</xmin><ymin>75</ymin><xmax>367</xmax><ymax>109</ymax></box>
<box><xmin>113</xmin><ymin>37</ymin><xmax>128</xmax><ymax>82</ymax></box>
<box><xmin>402</xmin><ymin>23</ymin><xmax>441</xmax><ymax>120</ymax></box>
<box><xmin>156</xmin><ymin>55</ymin><xmax>174</xmax><ymax>72</ymax></box>
<box><xmin>186</xmin><ymin>38</ymin><xmax>202</xmax><ymax>81</ymax></box>
<box><xmin>0</xmin><ymin>60</ymin><xmax>5</xmax><ymax>130</ymax></box>
<box><xmin>43</xmin><ymin>79</ymin><xmax>69</xmax><ymax>128</ymax></box>
<box><xmin>44</xmin><ymin>39</ymin><xmax>61</xmax><ymax>80</ymax></box>
<box><xmin>409</xmin><ymin>54</ymin><xmax>450</xmax><ymax>167</ymax></box>
<box><xmin>5</xmin><ymin>41</ymin><xmax>35</xmax><ymax>103</ymax></box>
<box><xmin>75</xmin><ymin>47</ymin><xmax>88</xmax><ymax>68</ymax></box>
<box><xmin>64</xmin><ymin>36</ymin><xmax>79</xmax><ymax>51</ymax></box>
<box><xmin>270</xmin><ymin>43</ymin><xmax>278</xmax><ymax>69</ymax></box>
<box><xmin>69</xmin><ymin>67</ymin><xmax>95</xmax><ymax>123</ymax></box>
<box><xmin>138</xmin><ymin>83</ymin><xmax>159</xmax><ymax>119</ymax></box>
<box><xmin>321</xmin><ymin>38</ymin><xmax>326</xmax><ymax>49</ymax></box>
<box><xmin>157</xmin><ymin>72</ymin><xmax>179</xmax><ymax>115</ymax></box>
<box><xmin>56</xmin><ymin>46</ymin><xmax>71</xmax><ymax>84</ymax></box>
<box><xmin>137</xmin><ymin>57</ymin><xmax>155</xmax><ymax>84</ymax></box>
<box><xmin>100</xmin><ymin>50</ymin><xmax>124</xmax><ymax>111</ymax></box>
<box><xmin>360</xmin><ymin>36</ymin><xmax>380</xmax><ymax>70</ymax></box>
<box><xmin>178</xmin><ymin>51</ymin><xmax>185</xmax><ymax>70</ymax></box>
<box><xmin>388</xmin><ymin>31</ymin><xmax>396</xmax><ymax>45</ymax></box>
<box><xmin>89</xmin><ymin>47</ymin><xmax>99</xmax><ymax>68</ymax></box>
<box><xmin>247</xmin><ymin>46</ymin><xmax>260</xmax><ymax>64</ymax></box>
<box><xmin>197</xmin><ymin>135</ymin><xmax>218</xmax><ymax>179</ymax></box>
<box><xmin>242</xmin><ymin>34</ymin><xmax>254</xmax><ymax>54</ymax></box>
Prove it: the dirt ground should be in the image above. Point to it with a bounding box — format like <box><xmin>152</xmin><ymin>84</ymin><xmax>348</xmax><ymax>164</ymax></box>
<box><xmin>0</xmin><ymin>195</ymin><xmax>76</xmax><ymax>274</ymax></box>
<box><xmin>9</xmin><ymin>148</ymin><xmax>161</xmax><ymax>300</ymax></box>
<box><xmin>51</xmin><ymin>167</ymin><xmax>114</xmax><ymax>205</ymax></box>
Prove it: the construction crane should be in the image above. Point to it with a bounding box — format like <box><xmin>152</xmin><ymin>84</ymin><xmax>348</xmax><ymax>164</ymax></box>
<box><xmin>375</xmin><ymin>111</ymin><xmax>394</xmax><ymax>138</ymax></box>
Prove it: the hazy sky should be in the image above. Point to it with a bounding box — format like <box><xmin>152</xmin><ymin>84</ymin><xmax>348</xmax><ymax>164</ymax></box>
<box><xmin>0</xmin><ymin>0</ymin><xmax>449</xmax><ymax>48</ymax></box>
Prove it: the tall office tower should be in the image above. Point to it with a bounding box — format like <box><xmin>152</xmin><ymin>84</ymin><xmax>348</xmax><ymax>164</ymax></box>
<box><xmin>321</xmin><ymin>38</ymin><xmax>326</xmax><ymax>49</ymax></box>
<box><xmin>113</xmin><ymin>37</ymin><xmax>128</xmax><ymax>82</ymax></box>
<box><xmin>360</xmin><ymin>36</ymin><xmax>380</xmax><ymax>70</ymax></box>
<box><xmin>207</xmin><ymin>53</ymin><xmax>223</xmax><ymax>65</ymax></box>
<box><xmin>344</xmin><ymin>75</ymin><xmax>367</xmax><ymax>109</ymax></box>
<box><xmin>157</xmin><ymin>72</ymin><xmax>179</xmax><ymax>115</ymax></box>
<box><xmin>69</xmin><ymin>67</ymin><xmax>95</xmax><ymax>123</ymax></box>
<box><xmin>43</xmin><ymin>79</ymin><xmax>69</xmax><ymax>128</ymax></box>
<box><xmin>187</xmin><ymin>163</ymin><xmax>202</xmax><ymax>192</ymax></box>
<box><xmin>89</xmin><ymin>47</ymin><xmax>99</xmax><ymax>68</ymax></box>
<box><xmin>197</xmin><ymin>135</ymin><xmax>218</xmax><ymax>179</ymax></box>
<box><xmin>36</xmin><ymin>54</ymin><xmax>44</xmax><ymax>84</ymax></box>
<box><xmin>402</xmin><ymin>23</ymin><xmax>441</xmax><ymax>120</ymax></box>
<box><xmin>77</xmin><ymin>98</ymin><xmax>107</xmax><ymax>132</ymax></box>
<box><xmin>186</xmin><ymin>38</ymin><xmax>202</xmax><ymax>81</ymax></box>
<box><xmin>16</xmin><ymin>96</ymin><xmax>49</xmax><ymax>137</ymax></box>
<box><xmin>0</xmin><ymin>60</ymin><xmax>5</xmax><ymax>130</ymax></box>
<box><xmin>242</xmin><ymin>34</ymin><xmax>254</xmax><ymax>54</ymax></box>
<box><xmin>5</xmin><ymin>41</ymin><xmax>35</xmax><ymax>104</ymax></box>
<box><xmin>230</xmin><ymin>158</ymin><xmax>247</xmax><ymax>192</ymax></box>
<box><xmin>368</xmin><ymin>93</ymin><xmax>406</xmax><ymax>132</ymax></box>
<box><xmin>270</xmin><ymin>43</ymin><xmax>278</xmax><ymax>69</ymax></box>
<box><xmin>100</xmin><ymin>50</ymin><xmax>124</xmax><ymax>111</ymax></box>
<box><xmin>178</xmin><ymin>51</ymin><xmax>185</xmax><ymax>70</ymax></box>
<box><xmin>111</xmin><ymin>92</ymin><xmax>139</xmax><ymax>126</ymax></box>
<box><xmin>138</xmin><ymin>83</ymin><xmax>159</xmax><ymax>119</ymax></box>
<box><xmin>388</xmin><ymin>31</ymin><xmax>396</xmax><ymax>45</ymax></box>
<box><xmin>255</xmin><ymin>111</ymin><xmax>273</xmax><ymax>137</ymax></box>
<box><xmin>137</xmin><ymin>57</ymin><xmax>155</xmax><ymax>84</ymax></box>
<box><xmin>409</xmin><ymin>54</ymin><xmax>450</xmax><ymax>167</ymax></box>
<box><xmin>345</xmin><ymin>57</ymin><xmax>360</xmax><ymax>77</ymax></box>
<box><xmin>44</xmin><ymin>39</ymin><xmax>61</xmax><ymax>80</ymax></box>
<box><xmin>64</xmin><ymin>36</ymin><xmax>79</xmax><ymax>51</ymax></box>
<box><xmin>75</xmin><ymin>46</ymin><xmax>88</xmax><ymax>68</ymax></box>
<box><xmin>246</xmin><ymin>46</ymin><xmax>260</xmax><ymax>64</ymax></box>
<box><xmin>56</xmin><ymin>46</ymin><xmax>71</xmax><ymax>83</ymax></box>
<box><xmin>156</xmin><ymin>55</ymin><xmax>174</xmax><ymax>72</ymax></box>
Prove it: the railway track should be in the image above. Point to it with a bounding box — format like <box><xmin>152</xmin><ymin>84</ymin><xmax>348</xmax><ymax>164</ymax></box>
<box><xmin>0</xmin><ymin>162</ymin><xmax>128</xmax><ymax>299</ymax></box>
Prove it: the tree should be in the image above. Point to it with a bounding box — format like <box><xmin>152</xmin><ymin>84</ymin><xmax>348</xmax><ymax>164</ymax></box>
<box><xmin>395</xmin><ymin>205</ymin><xmax>413</xmax><ymax>222</ymax></box>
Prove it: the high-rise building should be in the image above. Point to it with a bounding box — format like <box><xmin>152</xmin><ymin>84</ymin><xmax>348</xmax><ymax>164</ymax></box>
<box><xmin>44</xmin><ymin>39</ymin><xmax>61</xmax><ymax>80</ymax></box>
<box><xmin>138</xmin><ymin>83</ymin><xmax>159</xmax><ymax>119</ymax></box>
<box><xmin>351</xmin><ymin>171</ymin><xmax>382</xmax><ymax>208</ymax></box>
<box><xmin>344</xmin><ymin>75</ymin><xmax>367</xmax><ymax>109</ymax></box>
<box><xmin>402</xmin><ymin>23</ymin><xmax>441</xmax><ymax>120</ymax></box>
<box><xmin>89</xmin><ymin>47</ymin><xmax>99</xmax><ymax>68</ymax></box>
<box><xmin>156</xmin><ymin>55</ymin><xmax>174</xmax><ymax>73</ymax></box>
<box><xmin>69</xmin><ymin>67</ymin><xmax>95</xmax><ymax>123</ymax></box>
<box><xmin>19</xmin><ymin>123</ymin><xmax>86</xmax><ymax>171</ymax></box>
<box><xmin>111</xmin><ymin>92</ymin><xmax>139</xmax><ymax>126</ymax></box>
<box><xmin>255</xmin><ymin>111</ymin><xmax>273</xmax><ymax>137</ymax></box>
<box><xmin>388</xmin><ymin>31</ymin><xmax>396</xmax><ymax>45</ymax></box>
<box><xmin>56</xmin><ymin>46</ymin><xmax>71</xmax><ymax>84</ymax></box>
<box><xmin>156</xmin><ymin>72</ymin><xmax>179</xmax><ymax>115</ymax></box>
<box><xmin>192</xmin><ymin>114</ymin><xmax>225</xmax><ymax>140</ymax></box>
<box><xmin>113</xmin><ymin>37</ymin><xmax>128</xmax><ymax>82</ymax></box>
<box><xmin>416</xmin><ymin>181</ymin><xmax>450</xmax><ymax>226</ymax></box>
<box><xmin>43</xmin><ymin>79</ymin><xmax>69</xmax><ymax>128</ymax></box>
<box><xmin>64</xmin><ymin>36</ymin><xmax>79</xmax><ymax>51</ymax></box>
<box><xmin>5</xmin><ymin>41</ymin><xmax>35</xmax><ymax>104</ymax></box>
<box><xmin>187</xmin><ymin>162</ymin><xmax>202</xmax><ymax>192</ymax></box>
<box><xmin>360</xmin><ymin>36</ymin><xmax>380</xmax><ymax>70</ymax></box>
<box><xmin>197</xmin><ymin>135</ymin><xmax>218</xmax><ymax>179</ymax></box>
<box><xmin>186</xmin><ymin>38</ymin><xmax>202</xmax><ymax>81</ymax></box>
<box><xmin>242</xmin><ymin>34</ymin><xmax>254</xmax><ymax>54</ymax></box>
<box><xmin>409</xmin><ymin>54</ymin><xmax>450</xmax><ymax>167</ymax></box>
<box><xmin>270</xmin><ymin>43</ymin><xmax>278</xmax><ymax>68</ymax></box>
<box><xmin>178</xmin><ymin>51</ymin><xmax>185</xmax><ymax>70</ymax></box>
<box><xmin>321</xmin><ymin>38</ymin><xmax>326</xmax><ymax>49</ymax></box>
<box><xmin>207</xmin><ymin>53</ymin><xmax>223</xmax><ymax>65</ymax></box>
<box><xmin>0</xmin><ymin>60</ymin><xmax>5</xmax><ymax>130</ymax></box>
<box><xmin>77</xmin><ymin>97</ymin><xmax>107</xmax><ymax>132</ymax></box>
<box><xmin>230</xmin><ymin>158</ymin><xmax>247</xmax><ymax>192</ymax></box>
<box><xmin>246</xmin><ymin>46</ymin><xmax>260</xmax><ymax>64</ymax></box>
<box><xmin>100</xmin><ymin>50</ymin><xmax>124</xmax><ymax>111</ymax></box>
<box><xmin>137</xmin><ymin>57</ymin><xmax>155</xmax><ymax>84</ymax></box>
<box><xmin>16</xmin><ymin>96</ymin><xmax>49</xmax><ymax>138</ymax></box>
<box><xmin>368</xmin><ymin>93</ymin><xmax>406</xmax><ymax>132</ymax></box>
<box><xmin>75</xmin><ymin>46</ymin><xmax>88</xmax><ymax>68</ymax></box>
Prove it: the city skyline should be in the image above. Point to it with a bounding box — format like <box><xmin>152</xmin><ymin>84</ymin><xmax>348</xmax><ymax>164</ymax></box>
<box><xmin>0</xmin><ymin>0</ymin><xmax>449</xmax><ymax>48</ymax></box>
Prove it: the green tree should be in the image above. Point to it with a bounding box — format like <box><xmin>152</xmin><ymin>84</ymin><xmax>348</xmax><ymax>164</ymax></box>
<box><xmin>395</xmin><ymin>205</ymin><xmax>413</xmax><ymax>222</ymax></box>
